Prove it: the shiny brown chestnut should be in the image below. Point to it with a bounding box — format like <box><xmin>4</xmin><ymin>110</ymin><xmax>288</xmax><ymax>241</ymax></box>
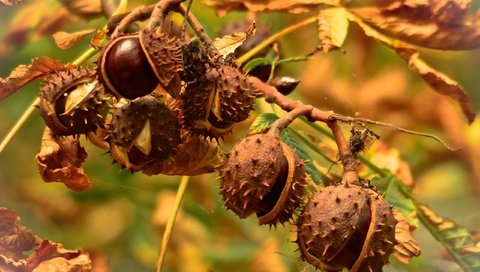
<box><xmin>99</xmin><ymin>35</ymin><xmax>159</xmax><ymax>100</ymax></box>
<box><xmin>98</xmin><ymin>27</ymin><xmax>183</xmax><ymax>100</ymax></box>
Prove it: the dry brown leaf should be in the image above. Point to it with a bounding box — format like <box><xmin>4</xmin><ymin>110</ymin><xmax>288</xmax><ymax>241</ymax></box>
<box><xmin>203</xmin><ymin>0</ymin><xmax>341</xmax><ymax>15</ymax></box>
<box><xmin>0</xmin><ymin>1</ymin><xmax>72</xmax><ymax>57</ymax></box>
<box><xmin>35</xmin><ymin>127</ymin><xmax>91</xmax><ymax>192</ymax></box>
<box><xmin>317</xmin><ymin>7</ymin><xmax>349</xmax><ymax>52</ymax></box>
<box><xmin>0</xmin><ymin>0</ymin><xmax>22</xmax><ymax>5</ymax></box>
<box><xmin>351</xmin><ymin>6</ymin><xmax>480</xmax><ymax>50</ymax></box>
<box><xmin>0</xmin><ymin>57</ymin><xmax>65</xmax><ymax>101</ymax></box>
<box><xmin>348</xmin><ymin>13</ymin><xmax>476</xmax><ymax>124</ymax></box>
<box><xmin>393</xmin><ymin>211</ymin><xmax>421</xmax><ymax>264</ymax></box>
<box><xmin>403</xmin><ymin>51</ymin><xmax>476</xmax><ymax>124</ymax></box>
<box><xmin>89</xmin><ymin>29</ymin><xmax>107</xmax><ymax>49</ymax></box>
<box><xmin>0</xmin><ymin>208</ymin><xmax>91</xmax><ymax>272</ymax></box>
<box><xmin>60</xmin><ymin>0</ymin><xmax>102</xmax><ymax>18</ymax></box>
<box><xmin>214</xmin><ymin>22</ymin><xmax>256</xmax><ymax>57</ymax></box>
<box><xmin>142</xmin><ymin>135</ymin><xmax>224</xmax><ymax>176</ymax></box>
<box><xmin>429</xmin><ymin>0</ymin><xmax>471</xmax><ymax>23</ymax></box>
<box><xmin>27</xmin><ymin>240</ymin><xmax>91</xmax><ymax>272</ymax></box>
<box><xmin>0</xmin><ymin>208</ymin><xmax>41</xmax><ymax>260</ymax></box>
<box><xmin>52</xmin><ymin>29</ymin><xmax>96</xmax><ymax>50</ymax></box>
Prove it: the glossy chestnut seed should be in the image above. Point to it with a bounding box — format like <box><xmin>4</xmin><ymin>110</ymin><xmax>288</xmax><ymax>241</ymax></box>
<box><xmin>101</xmin><ymin>35</ymin><xmax>159</xmax><ymax>99</ymax></box>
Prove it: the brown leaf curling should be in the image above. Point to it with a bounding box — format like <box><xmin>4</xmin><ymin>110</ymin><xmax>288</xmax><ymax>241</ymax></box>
<box><xmin>0</xmin><ymin>0</ymin><xmax>22</xmax><ymax>6</ymax></box>
<box><xmin>399</xmin><ymin>49</ymin><xmax>476</xmax><ymax>124</ymax></box>
<box><xmin>0</xmin><ymin>3</ymin><xmax>71</xmax><ymax>57</ymax></box>
<box><xmin>0</xmin><ymin>208</ymin><xmax>41</xmax><ymax>260</ymax></box>
<box><xmin>52</xmin><ymin>29</ymin><xmax>96</xmax><ymax>50</ymax></box>
<box><xmin>393</xmin><ymin>211</ymin><xmax>421</xmax><ymax>264</ymax></box>
<box><xmin>0</xmin><ymin>57</ymin><xmax>65</xmax><ymax>101</ymax></box>
<box><xmin>27</xmin><ymin>240</ymin><xmax>91</xmax><ymax>272</ymax></box>
<box><xmin>202</xmin><ymin>0</ymin><xmax>340</xmax><ymax>15</ymax></box>
<box><xmin>351</xmin><ymin>5</ymin><xmax>480</xmax><ymax>50</ymax></box>
<box><xmin>35</xmin><ymin>127</ymin><xmax>91</xmax><ymax>192</ymax></box>
<box><xmin>142</xmin><ymin>135</ymin><xmax>224</xmax><ymax>176</ymax></box>
<box><xmin>60</xmin><ymin>0</ymin><xmax>102</xmax><ymax>19</ymax></box>
<box><xmin>349</xmin><ymin>14</ymin><xmax>476</xmax><ymax>124</ymax></box>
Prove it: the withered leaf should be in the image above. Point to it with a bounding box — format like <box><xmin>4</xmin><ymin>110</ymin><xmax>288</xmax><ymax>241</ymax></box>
<box><xmin>393</xmin><ymin>211</ymin><xmax>421</xmax><ymax>264</ymax></box>
<box><xmin>52</xmin><ymin>29</ymin><xmax>96</xmax><ymax>50</ymax></box>
<box><xmin>0</xmin><ymin>208</ymin><xmax>41</xmax><ymax>260</ymax></box>
<box><xmin>0</xmin><ymin>208</ymin><xmax>91</xmax><ymax>272</ymax></box>
<box><xmin>60</xmin><ymin>0</ymin><xmax>102</xmax><ymax>18</ymax></box>
<box><xmin>27</xmin><ymin>240</ymin><xmax>91</xmax><ymax>272</ymax></box>
<box><xmin>142</xmin><ymin>135</ymin><xmax>224</xmax><ymax>176</ymax></box>
<box><xmin>317</xmin><ymin>7</ymin><xmax>349</xmax><ymax>52</ymax></box>
<box><xmin>0</xmin><ymin>2</ymin><xmax>71</xmax><ymax>57</ymax></box>
<box><xmin>89</xmin><ymin>29</ymin><xmax>107</xmax><ymax>49</ymax></box>
<box><xmin>0</xmin><ymin>57</ymin><xmax>65</xmax><ymax>101</ymax></box>
<box><xmin>35</xmin><ymin>127</ymin><xmax>91</xmax><ymax>192</ymax></box>
<box><xmin>429</xmin><ymin>0</ymin><xmax>471</xmax><ymax>23</ymax></box>
<box><xmin>214</xmin><ymin>22</ymin><xmax>256</xmax><ymax>58</ymax></box>
<box><xmin>351</xmin><ymin>6</ymin><xmax>480</xmax><ymax>50</ymax></box>
<box><xmin>0</xmin><ymin>0</ymin><xmax>22</xmax><ymax>5</ymax></box>
<box><xmin>203</xmin><ymin>0</ymin><xmax>341</xmax><ymax>15</ymax></box>
<box><xmin>349</xmin><ymin>13</ymin><xmax>476</xmax><ymax>124</ymax></box>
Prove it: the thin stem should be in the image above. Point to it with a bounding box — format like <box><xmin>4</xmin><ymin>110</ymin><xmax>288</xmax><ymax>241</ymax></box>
<box><xmin>237</xmin><ymin>16</ymin><xmax>317</xmax><ymax>65</ymax></box>
<box><xmin>177</xmin><ymin>3</ymin><xmax>220</xmax><ymax>58</ymax></box>
<box><xmin>156</xmin><ymin>175</ymin><xmax>190</xmax><ymax>272</ymax></box>
<box><xmin>300</xmin><ymin>116</ymin><xmax>334</xmax><ymax>139</ymax></box>
<box><xmin>0</xmin><ymin>98</ymin><xmax>38</xmax><ymax>153</ymax></box>
<box><xmin>331</xmin><ymin>114</ymin><xmax>459</xmax><ymax>151</ymax></box>
<box><xmin>269</xmin><ymin>105</ymin><xmax>313</xmax><ymax>133</ymax></box>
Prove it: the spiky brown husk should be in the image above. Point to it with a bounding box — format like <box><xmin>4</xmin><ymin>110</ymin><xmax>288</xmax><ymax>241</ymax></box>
<box><xmin>108</xmin><ymin>95</ymin><xmax>181</xmax><ymax>169</ymax></box>
<box><xmin>297</xmin><ymin>184</ymin><xmax>397</xmax><ymax>272</ymax></box>
<box><xmin>179</xmin><ymin>40</ymin><xmax>234</xmax><ymax>139</ymax></box>
<box><xmin>219</xmin><ymin>133</ymin><xmax>306</xmax><ymax>226</ymax></box>
<box><xmin>209</xmin><ymin>64</ymin><xmax>257</xmax><ymax>123</ymax></box>
<box><xmin>140</xmin><ymin>28</ymin><xmax>183</xmax><ymax>98</ymax></box>
<box><xmin>39</xmin><ymin>67</ymin><xmax>110</xmax><ymax>135</ymax></box>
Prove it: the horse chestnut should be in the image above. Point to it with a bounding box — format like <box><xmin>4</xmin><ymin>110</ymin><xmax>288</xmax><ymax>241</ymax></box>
<box><xmin>219</xmin><ymin>133</ymin><xmax>306</xmax><ymax>226</ymax></box>
<box><xmin>39</xmin><ymin>67</ymin><xmax>110</xmax><ymax>135</ymax></box>
<box><xmin>108</xmin><ymin>95</ymin><xmax>181</xmax><ymax>170</ymax></box>
<box><xmin>297</xmin><ymin>184</ymin><xmax>397</xmax><ymax>272</ymax></box>
<box><xmin>99</xmin><ymin>35</ymin><xmax>159</xmax><ymax>100</ymax></box>
<box><xmin>98</xmin><ymin>27</ymin><xmax>183</xmax><ymax>100</ymax></box>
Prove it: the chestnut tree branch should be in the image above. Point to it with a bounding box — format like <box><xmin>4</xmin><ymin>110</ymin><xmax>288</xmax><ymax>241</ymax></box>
<box><xmin>249</xmin><ymin>77</ymin><xmax>358</xmax><ymax>182</ymax></box>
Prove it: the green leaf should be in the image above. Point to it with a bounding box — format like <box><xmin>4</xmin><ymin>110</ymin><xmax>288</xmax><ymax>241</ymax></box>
<box><xmin>249</xmin><ymin>113</ymin><xmax>279</xmax><ymax>134</ymax></box>
<box><xmin>371</xmin><ymin>175</ymin><xmax>418</xmax><ymax>227</ymax></box>
<box><xmin>242</xmin><ymin>57</ymin><xmax>272</xmax><ymax>74</ymax></box>
<box><xmin>276</xmin><ymin>56</ymin><xmax>311</xmax><ymax>65</ymax></box>
<box><xmin>282</xmin><ymin>128</ymin><xmax>323</xmax><ymax>185</ymax></box>
<box><xmin>416</xmin><ymin>202</ymin><xmax>480</xmax><ymax>272</ymax></box>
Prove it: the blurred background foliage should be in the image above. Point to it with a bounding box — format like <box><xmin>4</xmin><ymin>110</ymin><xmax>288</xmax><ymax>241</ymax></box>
<box><xmin>0</xmin><ymin>0</ymin><xmax>479</xmax><ymax>271</ymax></box>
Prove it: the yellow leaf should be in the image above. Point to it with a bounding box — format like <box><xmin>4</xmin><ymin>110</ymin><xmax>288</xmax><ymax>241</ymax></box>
<box><xmin>214</xmin><ymin>22</ymin><xmax>256</xmax><ymax>58</ymax></box>
<box><xmin>317</xmin><ymin>7</ymin><xmax>349</xmax><ymax>52</ymax></box>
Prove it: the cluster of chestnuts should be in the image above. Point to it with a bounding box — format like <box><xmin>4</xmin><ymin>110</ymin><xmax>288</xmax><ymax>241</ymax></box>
<box><xmin>34</xmin><ymin>4</ymin><xmax>399</xmax><ymax>270</ymax></box>
<box><xmin>38</xmin><ymin>10</ymin><xmax>257</xmax><ymax>175</ymax></box>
